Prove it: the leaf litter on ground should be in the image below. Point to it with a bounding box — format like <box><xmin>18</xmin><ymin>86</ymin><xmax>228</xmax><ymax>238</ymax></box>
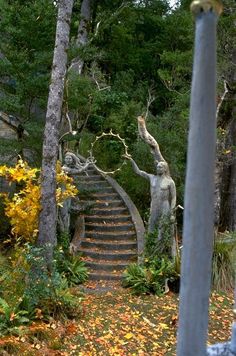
<box><xmin>0</xmin><ymin>286</ymin><xmax>234</xmax><ymax>355</ymax></box>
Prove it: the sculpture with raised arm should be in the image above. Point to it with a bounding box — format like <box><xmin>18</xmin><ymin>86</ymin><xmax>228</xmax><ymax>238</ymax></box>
<box><xmin>124</xmin><ymin>116</ymin><xmax>176</xmax><ymax>250</ymax></box>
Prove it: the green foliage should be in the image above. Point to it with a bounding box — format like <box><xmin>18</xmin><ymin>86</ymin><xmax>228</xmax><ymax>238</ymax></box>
<box><xmin>0</xmin><ymin>119</ymin><xmax>44</xmax><ymax>166</ymax></box>
<box><xmin>0</xmin><ymin>0</ymin><xmax>56</xmax><ymax>117</ymax></box>
<box><xmin>217</xmin><ymin>0</ymin><xmax>236</xmax><ymax>78</ymax></box>
<box><xmin>0</xmin><ymin>298</ymin><xmax>29</xmax><ymax>336</ymax></box>
<box><xmin>0</xmin><ymin>0</ymin><xmax>195</xmax><ymax>220</ymax></box>
<box><xmin>21</xmin><ymin>245</ymin><xmax>81</xmax><ymax>319</ymax></box>
<box><xmin>0</xmin><ymin>0</ymin><xmax>235</xmax><ymax>245</ymax></box>
<box><xmin>144</xmin><ymin>216</ymin><xmax>174</xmax><ymax>258</ymax></box>
<box><xmin>212</xmin><ymin>233</ymin><xmax>236</xmax><ymax>292</ymax></box>
<box><xmin>57</xmin><ymin>232</ymin><xmax>71</xmax><ymax>251</ymax></box>
<box><xmin>123</xmin><ymin>263</ymin><xmax>150</xmax><ymax>295</ymax></box>
<box><xmin>123</xmin><ymin>257</ymin><xmax>177</xmax><ymax>295</ymax></box>
<box><xmin>0</xmin><ymin>243</ymin><xmax>83</xmax><ymax>335</ymax></box>
<box><xmin>0</xmin><ymin>253</ymin><xmax>10</xmax><ymax>296</ymax></box>
<box><xmin>123</xmin><ymin>213</ymin><xmax>180</xmax><ymax>295</ymax></box>
<box><xmin>0</xmin><ymin>247</ymin><xmax>29</xmax><ymax>307</ymax></box>
<box><xmin>56</xmin><ymin>249</ymin><xmax>88</xmax><ymax>286</ymax></box>
<box><xmin>116</xmin><ymin>164</ymin><xmax>150</xmax><ymax>218</ymax></box>
<box><xmin>67</xmin><ymin>74</ymin><xmax>95</xmax><ymax>114</ymax></box>
<box><xmin>56</xmin><ymin>233</ymin><xmax>88</xmax><ymax>286</ymax></box>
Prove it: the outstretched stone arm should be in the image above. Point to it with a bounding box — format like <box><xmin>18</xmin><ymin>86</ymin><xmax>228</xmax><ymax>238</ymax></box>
<box><xmin>137</xmin><ymin>115</ymin><xmax>165</xmax><ymax>163</ymax></box>
<box><xmin>62</xmin><ymin>165</ymin><xmax>87</xmax><ymax>175</ymax></box>
<box><xmin>78</xmin><ymin>156</ymin><xmax>95</xmax><ymax>172</ymax></box>
<box><xmin>124</xmin><ymin>153</ymin><xmax>150</xmax><ymax>180</ymax></box>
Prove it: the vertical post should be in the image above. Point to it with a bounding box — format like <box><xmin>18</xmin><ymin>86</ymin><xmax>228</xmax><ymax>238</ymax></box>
<box><xmin>177</xmin><ymin>1</ymin><xmax>222</xmax><ymax>356</ymax></box>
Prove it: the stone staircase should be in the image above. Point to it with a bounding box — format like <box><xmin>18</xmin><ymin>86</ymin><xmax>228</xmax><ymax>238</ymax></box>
<box><xmin>73</xmin><ymin>162</ymin><xmax>145</xmax><ymax>282</ymax></box>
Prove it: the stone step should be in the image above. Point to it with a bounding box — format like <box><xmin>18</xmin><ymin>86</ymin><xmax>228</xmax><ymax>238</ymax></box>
<box><xmin>79</xmin><ymin>248</ymin><xmax>137</xmax><ymax>261</ymax></box>
<box><xmin>78</xmin><ymin>185</ymin><xmax>114</xmax><ymax>193</ymax></box>
<box><xmin>90</xmin><ymin>192</ymin><xmax>120</xmax><ymax>200</ymax></box>
<box><xmin>81</xmin><ymin>239</ymin><xmax>137</xmax><ymax>251</ymax></box>
<box><xmin>85</xmin><ymin>222</ymin><xmax>135</xmax><ymax>232</ymax></box>
<box><xmin>72</xmin><ymin>169</ymin><xmax>98</xmax><ymax>177</ymax></box>
<box><xmin>85</xmin><ymin>215</ymin><xmax>131</xmax><ymax>224</ymax></box>
<box><xmin>79</xmin><ymin>199</ymin><xmax>124</xmax><ymax>208</ymax></box>
<box><xmin>76</xmin><ymin>175</ymin><xmax>103</xmax><ymax>182</ymax></box>
<box><xmin>89</xmin><ymin>272</ymin><xmax>123</xmax><ymax>281</ymax></box>
<box><xmin>76</xmin><ymin>180</ymin><xmax>109</xmax><ymax>188</ymax></box>
<box><xmin>89</xmin><ymin>207</ymin><xmax>128</xmax><ymax>215</ymax></box>
<box><xmin>85</xmin><ymin>260</ymin><xmax>129</xmax><ymax>272</ymax></box>
<box><xmin>84</xmin><ymin>231</ymin><xmax>136</xmax><ymax>241</ymax></box>
<box><xmin>68</xmin><ymin>159</ymin><xmax>141</xmax><ymax>283</ymax></box>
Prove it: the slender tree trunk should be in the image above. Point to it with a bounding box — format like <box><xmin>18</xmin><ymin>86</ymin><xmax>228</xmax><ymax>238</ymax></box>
<box><xmin>37</xmin><ymin>0</ymin><xmax>74</xmax><ymax>267</ymax></box>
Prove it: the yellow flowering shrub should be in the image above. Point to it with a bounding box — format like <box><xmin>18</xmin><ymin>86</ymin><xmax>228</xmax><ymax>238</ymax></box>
<box><xmin>0</xmin><ymin>159</ymin><xmax>78</xmax><ymax>242</ymax></box>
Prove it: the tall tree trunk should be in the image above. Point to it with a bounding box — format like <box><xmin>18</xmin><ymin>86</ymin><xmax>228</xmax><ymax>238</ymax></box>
<box><xmin>69</xmin><ymin>0</ymin><xmax>92</xmax><ymax>75</ymax></box>
<box><xmin>218</xmin><ymin>48</ymin><xmax>236</xmax><ymax>231</ymax></box>
<box><xmin>214</xmin><ymin>81</ymin><xmax>229</xmax><ymax>228</ymax></box>
<box><xmin>59</xmin><ymin>0</ymin><xmax>92</xmax><ymax>153</ymax></box>
<box><xmin>226</xmin><ymin>49</ymin><xmax>236</xmax><ymax>231</ymax></box>
<box><xmin>37</xmin><ymin>0</ymin><xmax>74</xmax><ymax>267</ymax></box>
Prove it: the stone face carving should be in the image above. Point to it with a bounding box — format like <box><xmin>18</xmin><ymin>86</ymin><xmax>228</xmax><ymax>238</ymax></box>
<box><xmin>124</xmin><ymin>116</ymin><xmax>176</xmax><ymax>246</ymax></box>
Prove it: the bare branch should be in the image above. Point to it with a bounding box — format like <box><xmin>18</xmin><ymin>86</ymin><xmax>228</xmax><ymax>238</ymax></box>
<box><xmin>91</xmin><ymin>64</ymin><xmax>110</xmax><ymax>91</ymax></box>
<box><xmin>216</xmin><ymin>79</ymin><xmax>229</xmax><ymax>120</ymax></box>
<box><xmin>144</xmin><ymin>88</ymin><xmax>155</xmax><ymax>120</ymax></box>
<box><xmin>137</xmin><ymin>115</ymin><xmax>166</xmax><ymax>162</ymax></box>
<box><xmin>160</xmin><ymin>77</ymin><xmax>190</xmax><ymax>96</ymax></box>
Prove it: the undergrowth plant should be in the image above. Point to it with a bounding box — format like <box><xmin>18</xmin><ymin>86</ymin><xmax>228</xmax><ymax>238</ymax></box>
<box><xmin>212</xmin><ymin>232</ymin><xmax>236</xmax><ymax>291</ymax></box>
<box><xmin>56</xmin><ymin>250</ymin><xmax>88</xmax><ymax>286</ymax></box>
<box><xmin>123</xmin><ymin>223</ymin><xmax>180</xmax><ymax>295</ymax></box>
<box><xmin>123</xmin><ymin>257</ymin><xmax>177</xmax><ymax>295</ymax></box>
<box><xmin>56</xmin><ymin>233</ymin><xmax>88</xmax><ymax>286</ymax></box>
<box><xmin>144</xmin><ymin>216</ymin><xmax>174</xmax><ymax>259</ymax></box>
<box><xmin>0</xmin><ymin>298</ymin><xmax>29</xmax><ymax>336</ymax></box>
<box><xmin>0</xmin><ymin>243</ymin><xmax>84</xmax><ymax>335</ymax></box>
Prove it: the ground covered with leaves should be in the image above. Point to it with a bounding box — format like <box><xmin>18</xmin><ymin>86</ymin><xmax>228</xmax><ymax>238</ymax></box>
<box><xmin>0</xmin><ymin>286</ymin><xmax>234</xmax><ymax>355</ymax></box>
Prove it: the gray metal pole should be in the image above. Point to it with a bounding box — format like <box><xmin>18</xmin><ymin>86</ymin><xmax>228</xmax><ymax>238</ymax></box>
<box><xmin>177</xmin><ymin>1</ymin><xmax>222</xmax><ymax>356</ymax></box>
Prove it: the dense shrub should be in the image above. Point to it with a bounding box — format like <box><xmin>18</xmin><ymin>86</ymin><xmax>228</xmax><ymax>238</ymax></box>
<box><xmin>123</xmin><ymin>257</ymin><xmax>178</xmax><ymax>295</ymax></box>
<box><xmin>0</xmin><ymin>243</ymin><xmax>86</xmax><ymax>335</ymax></box>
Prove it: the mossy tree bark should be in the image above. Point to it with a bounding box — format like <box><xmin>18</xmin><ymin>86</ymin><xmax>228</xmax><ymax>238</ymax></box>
<box><xmin>69</xmin><ymin>0</ymin><xmax>92</xmax><ymax>75</ymax></box>
<box><xmin>37</xmin><ymin>0</ymin><xmax>74</xmax><ymax>268</ymax></box>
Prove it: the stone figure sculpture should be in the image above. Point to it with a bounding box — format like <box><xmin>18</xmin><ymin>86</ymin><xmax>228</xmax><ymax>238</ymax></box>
<box><xmin>124</xmin><ymin>116</ymin><xmax>176</xmax><ymax>249</ymax></box>
<box><xmin>59</xmin><ymin>151</ymin><xmax>95</xmax><ymax>254</ymax></box>
<box><xmin>62</xmin><ymin>151</ymin><xmax>94</xmax><ymax>175</ymax></box>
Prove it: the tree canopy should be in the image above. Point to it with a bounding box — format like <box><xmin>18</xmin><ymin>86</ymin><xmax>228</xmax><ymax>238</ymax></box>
<box><xmin>0</xmin><ymin>0</ymin><xmax>235</xmax><ymax>224</ymax></box>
